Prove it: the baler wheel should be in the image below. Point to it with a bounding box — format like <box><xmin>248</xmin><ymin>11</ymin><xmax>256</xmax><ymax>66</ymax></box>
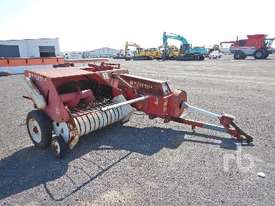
<box><xmin>26</xmin><ymin>110</ymin><xmax>52</xmax><ymax>149</ymax></box>
<box><xmin>51</xmin><ymin>135</ymin><xmax>67</xmax><ymax>158</ymax></box>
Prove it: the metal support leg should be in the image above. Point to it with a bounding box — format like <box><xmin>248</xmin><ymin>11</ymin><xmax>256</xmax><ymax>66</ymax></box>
<box><xmin>172</xmin><ymin>102</ymin><xmax>254</xmax><ymax>143</ymax></box>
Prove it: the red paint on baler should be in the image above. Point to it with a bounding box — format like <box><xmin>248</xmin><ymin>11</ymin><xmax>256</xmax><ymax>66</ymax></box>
<box><xmin>24</xmin><ymin>62</ymin><xmax>254</xmax><ymax>145</ymax></box>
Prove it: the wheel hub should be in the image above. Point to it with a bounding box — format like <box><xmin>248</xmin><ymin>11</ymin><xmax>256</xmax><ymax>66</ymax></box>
<box><xmin>256</xmin><ymin>52</ymin><xmax>261</xmax><ymax>58</ymax></box>
<box><xmin>33</xmin><ymin>127</ymin><xmax>38</xmax><ymax>133</ymax></box>
<box><xmin>28</xmin><ymin>118</ymin><xmax>42</xmax><ymax>143</ymax></box>
<box><xmin>52</xmin><ymin>141</ymin><xmax>60</xmax><ymax>155</ymax></box>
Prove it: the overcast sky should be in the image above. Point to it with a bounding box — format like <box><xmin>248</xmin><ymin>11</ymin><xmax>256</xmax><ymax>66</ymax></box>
<box><xmin>0</xmin><ymin>0</ymin><xmax>274</xmax><ymax>51</ymax></box>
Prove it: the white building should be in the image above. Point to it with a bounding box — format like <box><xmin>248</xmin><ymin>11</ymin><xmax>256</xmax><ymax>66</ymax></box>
<box><xmin>83</xmin><ymin>47</ymin><xmax>120</xmax><ymax>58</ymax></box>
<box><xmin>63</xmin><ymin>51</ymin><xmax>83</xmax><ymax>59</ymax></box>
<box><xmin>0</xmin><ymin>38</ymin><xmax>60</xmax><ymax>58</ymax></box>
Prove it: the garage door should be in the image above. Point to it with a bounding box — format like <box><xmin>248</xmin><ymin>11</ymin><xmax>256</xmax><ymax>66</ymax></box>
<box><xmin>0</xmin><ymin>45</ymin><xmax>20</xmax><ymax>57</ymax></box>
<box><xmin>39</xmin><ymin>46</ymin><xmax>56</xmax><ymax>57</ymax></box>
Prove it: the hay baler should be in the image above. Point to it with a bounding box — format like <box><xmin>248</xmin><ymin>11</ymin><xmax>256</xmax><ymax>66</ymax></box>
<box><xmin>23</xmin><ymin>63</ymin><xmax>253</xmax><ymax>158</ymax></box>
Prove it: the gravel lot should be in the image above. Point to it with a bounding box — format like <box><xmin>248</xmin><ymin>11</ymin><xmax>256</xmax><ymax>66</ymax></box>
<box><xmin>0</xmin><ymin>55</ymin><xmax>275</xmax><ymax>206</ymax></box>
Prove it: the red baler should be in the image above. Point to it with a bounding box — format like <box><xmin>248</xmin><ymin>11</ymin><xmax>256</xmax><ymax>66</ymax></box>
<box><xmin>23</xmin><ymin>63</ymin><xmax>253</xmax><ymax>158</ymax></box>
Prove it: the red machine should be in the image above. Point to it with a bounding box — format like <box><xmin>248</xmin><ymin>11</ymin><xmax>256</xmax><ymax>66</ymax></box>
<box><xmin>23</xmin><ymin>62</ymin><xmax>253</xmax><ymax>158</ymax></box>
<box><xmin>220</xmin><ymin>34</ymin><xmax>274</xmax><ymax>60</ymax></box>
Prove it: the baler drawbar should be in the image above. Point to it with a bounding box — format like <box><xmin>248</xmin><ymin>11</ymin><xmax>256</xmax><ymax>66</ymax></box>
<box><xmin>23</xmin><ymin>62</ymin><xmax>253</xmax><ymax>158</ymax></box>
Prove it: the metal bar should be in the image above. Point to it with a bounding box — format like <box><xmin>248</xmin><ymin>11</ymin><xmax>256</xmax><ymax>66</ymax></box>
<box><xmin>182</xmin><ymin>102</ymin><xmax>221</xmax><ymax>118</ymax></box>
<box><xmin>170</xmin><ymin>117</ymin><xmax>228</xmax><ymax>134</ymax></box>
<box><xmin>101</xmin><ymin>96</ymin><xmax>149</xmax><ymax>111</ymax></box>
<box><xmin>202</xmin><ymin>122</ymin><xmax>228</xmax><ymax>133</ymax></box>
<box><xmin>113</xmin><ymin>74</ymin><xmax>133</xmax><ymax>89</ymax></box>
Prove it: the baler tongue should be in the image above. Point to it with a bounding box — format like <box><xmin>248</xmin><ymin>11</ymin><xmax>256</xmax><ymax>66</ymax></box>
<box><xmin>171</xmin><ymin>102</ymin><xmax>254</xmax><ymax>143</ymax></box>
<box><xmin>228</xmin><ymin>121</ymin><xmax>253</xmax><ymax>143</ymax></box>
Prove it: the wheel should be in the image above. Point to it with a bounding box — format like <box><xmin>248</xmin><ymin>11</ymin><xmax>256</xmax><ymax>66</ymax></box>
<box><xmin>234</xmin><ymin>52</ymin><xmax>241</xmax><ymax>60</ymax></box>
<box><xmin>263</xmin><ymin>49</ymin><xmax>269</xmax><ymax>59</ymax></box>
<box><xmin>51</xmin><ymin>135</ymin><xmax>67</xmax><ymax>158</ymax></box>
<box><xmin>26</xmin><ymin>110</ymin><xmax>52</xmax><ymax>149</ymax></box>
<box><xmin>234</xmin><ymin>51</ymin><xmax>246</xmax><ymax>60</ymax></box>
<box><xmin>199</xmin><ymin>55</ymin><xmax>205</xmax><ymax>60</ymax></box>
<box><xmin>254</xmin><ymin>49</ymin><xmax>265</xmax><ymax>59</ymax></box>
<box><xmin>241</xmin><ymin>54</ymin><xmax>246</xmax><ymax>59</ymax></box>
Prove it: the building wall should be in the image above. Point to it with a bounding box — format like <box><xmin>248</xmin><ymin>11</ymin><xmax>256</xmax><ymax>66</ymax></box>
<box><xmin>0</xmin><ymin>38</ymin><xmax>60</xmax><ymax>58</ymax></box>
<box><xmin>0</xmin><ymin>40</ymin><xmax>26</xmax><ymax>57</ymax></box>
<box><xmin>63</xmin><ymin>51</ymin><xmax>83</xmax><ymax>59</ymax></box>
<box><xmin>83</xmin><ymin>47</ymin><xmax>120</xmax><ymax>58</ymax></box>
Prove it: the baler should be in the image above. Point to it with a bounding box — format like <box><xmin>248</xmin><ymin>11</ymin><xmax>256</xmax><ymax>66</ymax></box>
<box><xmin>23</xmin><ymin>62</ymin><xmax>253</xmax><ymax>158</ymax></box>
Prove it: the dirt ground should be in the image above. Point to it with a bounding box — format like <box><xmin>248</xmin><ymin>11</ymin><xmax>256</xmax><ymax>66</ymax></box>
<box><xmin>0</xmin><ymin>55</ymin><xmax>274</xmax><ymax>206</ymax></box>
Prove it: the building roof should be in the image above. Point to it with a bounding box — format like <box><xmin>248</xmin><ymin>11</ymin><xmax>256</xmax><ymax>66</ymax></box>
<box><xmin>0</xmin><ymin>38</ymin><xmax>59</xmax><ymax>42</ymax></box>
<box><xmin>88</xmin><ymin>47</ymin><xmax>119</xmax><ymax>52</ymax></box>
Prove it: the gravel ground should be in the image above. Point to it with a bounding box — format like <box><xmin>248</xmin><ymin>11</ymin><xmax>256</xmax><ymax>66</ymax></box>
<box><xmin>0</xmin><ymin>55</ymin><xmax>274</xmax><ymax>206</ymax></box>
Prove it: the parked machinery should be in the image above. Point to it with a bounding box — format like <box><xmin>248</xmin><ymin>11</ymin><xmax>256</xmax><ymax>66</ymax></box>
<box><xmin>124</xmin><ymin>41</ymin><xmax>154</xmax><ymax>60</ymax></box>
<box><xmin>159</xmin><ymin>45</ymin><xmax>180</xmax><ymax>60</ymax></box>
<box><xmin>220</xmin><ymin>34</ymin><xmax>275</xmax><ymax>60</ymax></box>
<box><xmin>113</xmin><ymin>50</ymin><xmax>126</xmax><ymax>59</ymax></box>
<box><xmin>162</xmin><ymin>32</ymin><xmax>206</xmax><ymax>61</ymax></box>
<box><xmin>23</xmin><ymin>62</ymin><xmax>253</xmax><ymax>158</ymax></box>
<box><xmin>144</xmin><ymin>48</ymin><xmax>162</xmax><ymax>60</ymax></box>
<box><xmin>207</xmin><ymin>45</ymin><xmax>222</xmax><ymax>59</ymax></box>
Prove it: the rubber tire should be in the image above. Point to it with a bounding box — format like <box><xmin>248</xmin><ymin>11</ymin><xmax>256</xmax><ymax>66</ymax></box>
<box><xmin>26</xmin><ymin>110</ymin><xmax>52</xmax><ymax>149</ymax></box>
<box><xmin>241</xmin><ymin>54</ymin><xmax>246</xmax><ymax>59</ymax></box>
<box><xmin>51</xmin><ymin>135</ymin><xmax>67</xmax><ymax>158</ymax></box>
<box><xmin>263</xmin><ymin>50</ymin><xmax>269</xmax><ymax>59</ymax></box>
<box><xmin>234</xmin><ymin>52</ymin><xmax>241</xmax><ymax>60</ymax></box>
<box><xmin>254</xmin><ymin>49</ymin><xmax>265</xmax><ymax>59</ymax></box>
<box><xmin>234</xmin><ymin>51</ymin><xmax>246</xmax><ymax>60</ymax></box>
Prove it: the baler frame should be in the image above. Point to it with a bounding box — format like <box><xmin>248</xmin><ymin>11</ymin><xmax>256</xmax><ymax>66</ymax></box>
<box><xmin>23</xmin><ymin>62</ymin><xmax>253</xmax><ymax>158</ymax></box>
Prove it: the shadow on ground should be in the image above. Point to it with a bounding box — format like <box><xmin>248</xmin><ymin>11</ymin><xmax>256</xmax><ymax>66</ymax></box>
<box><xmin>0</xmin><ymin>125</ymin><xmax>237</xmax><ymax>201</ymax></box>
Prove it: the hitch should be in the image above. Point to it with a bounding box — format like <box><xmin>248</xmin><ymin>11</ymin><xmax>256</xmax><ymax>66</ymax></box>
<box><xmin>113</xmin><ymin>73</ymin><xmax>254</xmax><ymax>144</ymax></box>
<box><xmin>175</xmin><ymin>102</ymin><xmax>254</xmax><ymax>143</ymax></box>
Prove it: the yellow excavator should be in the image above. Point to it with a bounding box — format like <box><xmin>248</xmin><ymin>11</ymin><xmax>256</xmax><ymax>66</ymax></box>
<box><xmin>145</xmin><ymin>48</ymin><xmax>162</xmax><ymax>60</ymax></box>
<box><xmin>124</xmin><ymin>41</ymin><xmax>161</xmax><ymax>60</ymax></box>
<box><xmin>124</xmin><ymin>41</ymin><xmax>149</xmax><ymax>60</ymax></box>
<box><xmin>159</xmin><ymin>45</ymin><xmax>180</xmax><ymax>59</ymax></box>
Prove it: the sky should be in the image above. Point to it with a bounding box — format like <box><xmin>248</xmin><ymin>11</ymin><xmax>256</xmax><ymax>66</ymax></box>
<box><xmin>0</xmin><ymin>0</ymin><xmax>275</xmax><ymax>51</ymax></box>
